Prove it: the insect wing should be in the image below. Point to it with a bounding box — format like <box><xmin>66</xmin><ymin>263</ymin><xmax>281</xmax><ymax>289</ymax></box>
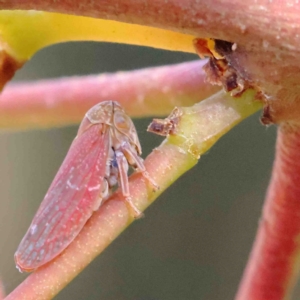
<box><xmin>15</xmin><ymin>124</ymin><xmax>110</xmax><ymax>272</ymax></box>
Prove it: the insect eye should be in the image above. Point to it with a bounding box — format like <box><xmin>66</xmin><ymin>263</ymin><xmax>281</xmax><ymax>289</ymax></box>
<box><xmin>114</xmin><ymin>111</ymin><xmax>132</xmax><ymax>132</ymax></box>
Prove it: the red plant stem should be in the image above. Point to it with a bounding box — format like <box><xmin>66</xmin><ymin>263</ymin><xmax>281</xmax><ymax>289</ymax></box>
<box><xmin>0</xmin><ymin>60</ymin><xmax>219</xmax><ymax>130</ymax></box>
<box><xmin>236</xmin><ymin>124</ymin><xmax>300</xmax><ymax>300</ymax></box>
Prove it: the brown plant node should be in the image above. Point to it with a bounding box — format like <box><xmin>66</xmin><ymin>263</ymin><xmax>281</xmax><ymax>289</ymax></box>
<box><xmin>260</xmin><ymin>104</ymin><xmax>274</xmax><ymax>125</ymax></box>
<box><xmin>194</xmin><ymin>38</ymin><xmax>274</xmax><ymax>125</ymax></box>
<box><xmin>147</xmin><ymin>107</ymin><xmax>182</xmax><ymax>136</ymax></box>
<box><xmin>194</xmin><ymin>38</ymin><xmax>247</xmax><ymax>96</ymax></box>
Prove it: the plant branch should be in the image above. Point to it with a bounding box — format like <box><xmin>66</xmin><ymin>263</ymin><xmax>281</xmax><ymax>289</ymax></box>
<box><xmin>0</xmin><ymin>10</ymin><xmax>196</xmax><ymax>90</ymax></box>
<box><xmin>1</xmin><ymin>1</ymin><xmax>299</xmax><ymax>52</ymax></box>
<box><xmin>5</xmin><ymin>90</ymin><xmax>261</xmax><ymax>300</ymax></box>
<box><xmin>0</xmin><ymin>2</ymin><xmax>299</xmax><ymax>122</ymax></box>
<box><xmin>0</xmin><ymin>60</ymin><xmax>220</xmax><ymax>130</ymax></box>
<box><xmin>236</xmin><ymin>124</ymin><xmax>300</xmax><ymax>300</ymax></box>
<box><xmin>0</xmin><ymin>11</ymin><xmax>195</xmax><ymax>61</ymax></box>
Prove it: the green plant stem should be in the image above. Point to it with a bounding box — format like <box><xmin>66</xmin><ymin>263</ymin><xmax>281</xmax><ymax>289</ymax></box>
<box><xmin>5</xmin><ymin>90</ymin><xmax>261</xmax><ymax>300</ymax></box>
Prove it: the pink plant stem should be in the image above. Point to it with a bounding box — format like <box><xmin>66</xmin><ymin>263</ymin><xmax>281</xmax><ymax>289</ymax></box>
<box><xmin>236</xmin><ymin>124</ymin><xmax>300</xmax><ymax>300</ymax></box>
<box><xmin>0</xmin><ymin>60</ymin><xmax>219</xmax><ymax>130</ymax></box>
<box><xmin>5</xmin><ymin>143</ymin><xmax>194</xmax><ymax>300</ymax></box>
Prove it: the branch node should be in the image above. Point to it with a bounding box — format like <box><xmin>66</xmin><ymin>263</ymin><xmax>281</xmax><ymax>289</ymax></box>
<box><xmin>147</xmin><ymin>107</ymin><xmax>182</xmax><ymax>136</ymax></box>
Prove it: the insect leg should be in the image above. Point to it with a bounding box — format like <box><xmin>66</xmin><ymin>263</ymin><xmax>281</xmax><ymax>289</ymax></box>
<box><xmin>92</xmin><ymin>179</ymin><xmax>110</xmax><ymax>211</ymax></box>
<box><xmin>115</xmin><ymin>151</ymin><xmax>143</xmax><ymax>218</ymax></box>
<box><xmin>120</xmin><ymin>143</ymin><xmax>159</xmax><ymax>191</ymax></box>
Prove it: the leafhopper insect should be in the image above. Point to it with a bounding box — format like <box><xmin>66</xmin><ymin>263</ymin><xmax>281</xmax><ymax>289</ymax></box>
<box><xmin>15</xmin><ymin>101</ymin><xmax>154</xmax><ymax>272</ymax></box>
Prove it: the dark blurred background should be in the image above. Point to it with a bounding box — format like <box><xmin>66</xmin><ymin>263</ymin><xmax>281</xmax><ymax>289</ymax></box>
<box><xmin>0</xmin><ymin>42</ymin><xmax>280</xmax><ymax>299</ymax></box>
